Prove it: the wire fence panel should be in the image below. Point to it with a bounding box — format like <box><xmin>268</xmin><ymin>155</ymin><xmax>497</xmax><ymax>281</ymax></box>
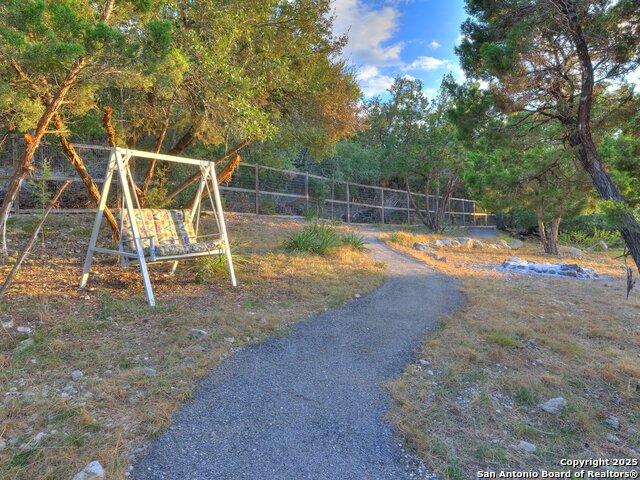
<box><xmin>0</xmin><ymin>139</ymin><xmax>496</xmax><ymax>225</ymax></box>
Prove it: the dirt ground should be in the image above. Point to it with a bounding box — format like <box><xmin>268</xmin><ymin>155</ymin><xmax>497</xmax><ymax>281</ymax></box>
<box><xmin>0</xmin><ymin>213</ymin><xmax>385</xmax><ymax>479</ymax></box>
<box><xmin>385</xmin><ymin>231</ymin><xmax>640</xmax><ymax>478</ymax></box>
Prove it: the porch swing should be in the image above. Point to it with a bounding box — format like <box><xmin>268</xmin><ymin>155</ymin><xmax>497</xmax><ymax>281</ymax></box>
<box><xmin>77</xmin><ymin>145</ymin><xmax>237</xmax><ymax>306</ymax></box>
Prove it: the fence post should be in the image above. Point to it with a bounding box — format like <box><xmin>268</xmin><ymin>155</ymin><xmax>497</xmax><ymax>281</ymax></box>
<box><xmin>305</xmin><ymin>172</ymin><xmax>309</xmax><ymax>212</ymax></box>
<box><xmin>331</xmin><ymin>181</ymin><xmax>334</xmax><ymax>219</ymax></box>
<box><xmin>380</xmin><ymin>187</ymin><xmax>385</xmax><ymax>225</ymax></box>
<box><xmin>346</xmin><ymin>182</ymin><xmax>350</xmax><ymax>223</ymax></box>
<box><xmin>254</xmin><ymin>164</ymin><xmax>259</xmax><ymax>215</ymax></box>
<box><xmin>406</xmin><ymin>191</ymin><xmax>411</xmax><ymax>225</ymax></box>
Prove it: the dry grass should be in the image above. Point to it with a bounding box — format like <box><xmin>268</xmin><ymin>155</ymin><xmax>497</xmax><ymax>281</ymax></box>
<box><xmin>0</xmin><ymin>213</ymin><xmax>385</xmax><ymax>479</ymax></box>
<box><xmin>385</xmin><ymin>230</ymin><xmax>640</xmax><ymax>478</ymax></box>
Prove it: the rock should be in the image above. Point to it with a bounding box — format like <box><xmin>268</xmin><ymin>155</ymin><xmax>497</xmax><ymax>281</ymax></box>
<box><xmin>560</xmin><ymin>246</ymin><xmax>583</xmax><ymax>258</ymax></box>
<box><xmin>539</xmin><ymin>397</ymin><xmax>568</xmax><ymax>414</ymax></box>
<box><xmin>224</xmin><ymin>337</ymin><xmax>235</xmax><ymax>344</ymax></box>
<box><xmin>71</xmin><ymin>370</ymin><xmax>84</xmax><ymax>381</ymax></box>
<box><xmin>457</xmin><ymin>237</ymin><xmax>475</xmax><ymax>248</ymax></box>
<box><xmin>413</xmin><ymin>242</ymin><xmax>429</xmax><ymax>251</ymax></box>
<box><xmin>598</xmin><ymin>241</ymin><xmax>608</xmax><ymax>251</ymax></box>
<box><xmin>31</xmin><ymin>432</ymin><xmax>46</xmax><ymax>445</ymax></box>
<box><xmin>72</xmin><ymin>461</ymin><xmax>105</xmax><ymax>480</ymax></box>
<box><xmin>509</xmin><ymin>239</ymin><xmax>524</xmax><ymax>249</ymax></box>
<box><xmin>419</xmin><ymin>359</ymin><xmax>429</xmax><ymax>366</ymax></box>
<box><xmin>429</xmin><ymin>239</ymin><xmax>446</xmax><ymax>248</ymax></box>
<box><xmin>606</xmin><ymin>434</ymin><xmax>620</xmax><ymax>443</ymax></box>
<box><xmin>189</xmin><ymin>329</ymin><xmax>208</xmax><ymax>339</ymax></box>
<box><xmin>472</xmin><ymin>239</ymin><xmax>485</xmax><ymax>249</ymax></box>
<box><xmin>605</xmin><ymin>416</ymin><xmax>620</xmax><ymax>429</ymax></box>
<box><xmin>500</xmin><ymin>258</ymin><xmax>599</xmax><ymax>279</ymax></box>
<box><xmin>354</xmin><ymin>293</ymin><xmax>361</xmax><ymax>299</ymax></box>
<box><xmin>1</xmin><ymin>319</ymin><xmax>14</xmax><ymax>329</ymax></box>
<box><xmin>518</xmin><ymin>440</ymin><xmax>537</xmax><ymax>453</ymax></box>
<box><xmin>13</xmin><ymin>338</ymin><xmax>34</xmax><ymax>355</ymax></box>
<box><xmin>496</xmin><ymin>239</ymin><xmax>510</xmax><ymax>249</ymax></box>
<box><xmin>425</xmin><ymin>251</ymin><xmax>446</xmax><ymax>262</ymax></box>
<box><xmin>16</xmin><ymin>326</ymin><xmax>32</xmax><ymax>334</ymax></box>
<box><xmin>143</xmin><ymin>367</ymin><xmax>157</xmax><ymax>376</ymax></box>
<box><xmin>449</xmin><ymin>239</ymin><xmax>461</xmax><ymax>247</ymax></box>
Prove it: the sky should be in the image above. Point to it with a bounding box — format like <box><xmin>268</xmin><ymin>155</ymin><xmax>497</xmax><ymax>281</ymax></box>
<box><xmin>332</xmin><ymin>0</ymin><xmax>469</xmax><ymax>98</ymax></box>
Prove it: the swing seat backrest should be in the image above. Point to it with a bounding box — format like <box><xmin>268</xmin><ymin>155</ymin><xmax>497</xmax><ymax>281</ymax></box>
<box><xmin>120</xmin><ymin>209</ymin><xmax>214</xmax><ymax>257</ymax></box>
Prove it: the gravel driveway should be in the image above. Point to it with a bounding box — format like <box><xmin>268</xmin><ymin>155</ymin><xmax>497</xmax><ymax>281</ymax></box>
<box><xmin>135</xmin><ymin>234</ymin><xmax>462</xmax><ymax>479</ymax></box>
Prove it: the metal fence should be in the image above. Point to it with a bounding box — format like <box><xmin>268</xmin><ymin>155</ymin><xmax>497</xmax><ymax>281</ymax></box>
<box><xmin>0</xmin><ymin>137</ymin><xmax>495</xmax><ymax>226</ymax></box>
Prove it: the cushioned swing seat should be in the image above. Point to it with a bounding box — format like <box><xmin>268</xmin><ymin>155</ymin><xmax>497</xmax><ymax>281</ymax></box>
<box><xmin>119</xmin><ymin>209</ymin><xmax>223</xmax><ymax>259</ymax></box>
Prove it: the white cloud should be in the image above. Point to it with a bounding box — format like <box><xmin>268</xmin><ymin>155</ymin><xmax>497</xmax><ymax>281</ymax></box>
<box><xmin>356</xmin><ymin>65</ymin><xmax>394</xmax><ymax>96</ymax></box>
<box><xmin>332</xmin><ymin>0</ymin><xmax>403</xmax><ymax>66</ymax></box>
<box><xmin>402</xmin><ymin>56</ymin><xmax>453</xmax><ymax>72</ymax></box>
<box><xmin>428</xmin><ymin>40</ymin><xmax>441</xmax><ymax>50</ymax></box>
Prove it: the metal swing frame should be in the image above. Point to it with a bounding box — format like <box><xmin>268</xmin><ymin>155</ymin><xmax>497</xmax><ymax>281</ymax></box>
<box><xmin>78</xmin><ymin>145</ymin><xmax>237</xmax><ymax>306</ymax></box>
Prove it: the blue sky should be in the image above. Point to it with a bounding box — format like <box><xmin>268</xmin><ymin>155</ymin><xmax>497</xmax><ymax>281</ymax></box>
<box><xmin>332</xmin><ymin>0</ymin><xmax>469</xmax><ymax>98</ymax></box>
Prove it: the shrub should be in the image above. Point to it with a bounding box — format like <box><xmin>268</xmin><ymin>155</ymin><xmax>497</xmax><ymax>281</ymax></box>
<box><xmin>558</xmin><ymin>228</ymin><xmax>623</xmax><ymax>249</ymax></box>
<box><xmin>284</xmin><ymin>224</ymin><xmax>340</xmax><ymax>255</ymax></box>
<box><xmin>303</xmin><ymin>209</ymin><xmax>316</xmax><ymax>221</ymax></box>
<box><xmin>340</xmin><ymin>231</ymin><xmax>366</xmax><ymax>251</ymax></box>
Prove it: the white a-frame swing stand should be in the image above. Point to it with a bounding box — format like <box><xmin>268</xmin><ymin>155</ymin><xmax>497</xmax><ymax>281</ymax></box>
<box><xmin>78</xmin><ymin>145</ymin><xmax>237</xmax><ymax>306</ymax></box>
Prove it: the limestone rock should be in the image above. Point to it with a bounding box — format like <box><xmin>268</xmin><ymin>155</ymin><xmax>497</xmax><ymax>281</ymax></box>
<box><xmin>508</xmin><ymin>239</ymin><xmax>524</xmax><ymax>249</ymax></box>
<box><xmin>518</xmin><ymin>440</ymin><xmax>537</xmax><ymax>453</ymax></box>
<box><xmin>189</xmin><ymin>329</ymin><xmax>208</xmax><ymax>339</ymax></box>
<box><xmin>605</xmin><ymin>416</ymin><xmax>620</xmax><ymax>430</ymax></box>
<box><xmin>72</xmin><ymin>461</ymin><xmax>105</xmax><ymax>480</ymax></box>
<box><xmin>538</xmin><ymin>397</ymin><xmax>568</xmax><ymax>414</ymax></box>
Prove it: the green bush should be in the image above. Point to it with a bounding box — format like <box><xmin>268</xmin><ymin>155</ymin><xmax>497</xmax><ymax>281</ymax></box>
<box><xmin>284</xmin><ymin>224</ymin><xmax>340</xmax><ymax>255</ymax></box>
<box><xmin>559</xmin><ymin>228</ymin><xmax>623</xmax><ymax>249</ymax></box>
<box><xmin>285</xmin><ymin>224</ymin><xmax>368</xmax><ymax>255</ymax></box>
<box><xmin>340</xmin><ymin>231</ymin><xmax>367</xmax><ymax>251</ymax></box>
<box><xmin>303</xmin><ymin>209</ymin><xmax>316</xmax><ymax>221</ymax></box>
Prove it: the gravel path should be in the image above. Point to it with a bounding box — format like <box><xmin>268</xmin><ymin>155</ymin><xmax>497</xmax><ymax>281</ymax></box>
<box><xmin>135</xmin><ymin>234</ymin><xmax>462</xmax><ymax>480</ymax></box>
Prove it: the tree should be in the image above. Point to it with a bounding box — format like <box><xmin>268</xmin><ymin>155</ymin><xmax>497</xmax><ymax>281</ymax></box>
<box><xmin>464</xmin><ymin>119</ymin><xmax>592</xmax><ymax>254</ymax></box>
<box><xmin>361</xmin><ymin>76</ymin><xmax>466</xmax><ymax>230</ymax></box>
<box><xmin>456</xmin><ymin>0</ymin><xmax>640</xmax><ymax>271</ymax></box>
<box><xmin>0</xmin><ymin>0</ymin><xmax>164</xmax><ymax>245</ymax></box>
<box><xmin>0</xmin><ymin>0</ymin><xmax>360</xmax><ymax>246</ymax></box>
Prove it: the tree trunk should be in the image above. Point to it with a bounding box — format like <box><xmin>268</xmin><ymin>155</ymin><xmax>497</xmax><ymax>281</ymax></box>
<box><xmin>558</xmin><ymin>0</ymin><xmax>640</xmax><ymax>273</ymax></box>
<box><xmin>537</xmin><ymin>207</ymin><xmax>551</xmax><ymax>254</ymax></box>
<box><xmin>53</xmin><ymin>113</ymin><xmax>120</xmax><ymax>239</ymax></box>
<box><xmin>168</xmin><ymin>124</ymin><xmax>197</xmax><ymax>155</ymax></box>
<box><xmin>0</xmin><ymin>58</ymin><xmax>85</xmax><ymax>249</ymax></box>
<box><xmin>166</xmin><ymin>139</ymin><xmax>251</xmax><ymax>201</ymax></box>
<box><xmin>185</xmin><ymin>155</ymin><xmax>241</xmax><ymax>210</ymax></box>
<box><xmin>405</xmin><ymin>175</ymin><xmax>430</xmax><ymax>227</ymax></box>
<box><xmin>141</xmin><ymin>109</ymin><xmax>171</xmax><ymax>199</ymax></box>
<box><xmin>436</xmin><ymin>174</ymin><xmax>458</xmax><ymax>231</ymax></box>
<box><xmin>549</xmin><ymin>216</ymin><xmax>561</xmax><ymax>256</ymax></box>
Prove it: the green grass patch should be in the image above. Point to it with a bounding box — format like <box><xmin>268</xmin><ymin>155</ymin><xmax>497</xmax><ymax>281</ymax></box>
<box><xmin>488</xmin><ymin>332</ymin><xmax>521</xmax><ymax>348</ymax></box>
